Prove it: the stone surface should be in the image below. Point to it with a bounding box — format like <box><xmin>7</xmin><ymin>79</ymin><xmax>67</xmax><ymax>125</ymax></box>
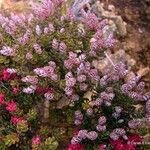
<box><xmin>71</xmin><ymin>0</ymin><xmax>127</xmax><ymax>36</ymax></box>
<box><xmin>137</xmin><ymin>67</ymin><xmax>150</xmax><ymax>77</ymax></box>
<box><xmin>57</xmin><ymin>96</ymin><xmax>70</xmax><ymax>109</ymax></box>
<box><xmin>92</xmin><ymin>49</ymin><xmax>136</xmax><ymax>74</ymax></box>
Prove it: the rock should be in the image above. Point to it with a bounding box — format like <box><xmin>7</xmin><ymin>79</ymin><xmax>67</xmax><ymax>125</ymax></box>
<box><xmin>125</xmin><ymin>72</ymin><xmax>136</xmax><ymax>82</ymax></box>
<box><xmin>114</xmin><ymin>16</ymin><xmax>127</xmax><ymax>37</ymax></box>
<box><xmin>137</xmin><ymin>67</ymin><xmax>150</xmax><ymax>77</ymax></box>
<box><xmin>43</xmin><ymin>99</ymin><xmax>50</xmax><ymax>123</ymax></box>
<box><xmin>1</xmin><ymin>0</ymin><xmax>31</xmax><ymax>13</ymax></box>
<box><xmin>71</xmin><ymin>0</ymin><xmax>127</xmax><ymax>36</ymax></box>
<box><xmin>83</xmin><ymin>91</ymin><xmax>93</xmax><ymax>101</ymax></box>
<box><xmin>92</xmin><ymin>49</ymin><xmax>136</xmax><ymax>74</ymax></box>
<box><xmin>96</xmin><ymin>1</ymin><xmax>127</xmax><ymax>36</ymax></box>
<box><xmin>56</xmin><ymin>96</ymin><xmax>70</xmax><ymax>109</ymax></box>
<box><xmin>143</xmin><ymin>134</ymin><xmax>150</xmax><ymax>142</ymax></box>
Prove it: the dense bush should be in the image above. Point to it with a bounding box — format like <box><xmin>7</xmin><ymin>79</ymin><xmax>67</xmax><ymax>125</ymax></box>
<box><xmin>0</xmin><ymin>0</ymin><xmax>150</xmax><ymax>149</ymax></box>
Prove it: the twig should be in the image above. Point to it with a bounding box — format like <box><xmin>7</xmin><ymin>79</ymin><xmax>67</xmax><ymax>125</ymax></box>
<box><xmin>104</xmin><ymin>51</ymin><xmax>115</xmax><ymax>67</ymax></box>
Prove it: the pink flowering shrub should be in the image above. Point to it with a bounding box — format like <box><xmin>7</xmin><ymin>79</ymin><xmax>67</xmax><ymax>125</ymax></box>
<box><xmin>0</xmin><ymin>0</ymin><xmax>149</xmax><ymax>150</ymax></box>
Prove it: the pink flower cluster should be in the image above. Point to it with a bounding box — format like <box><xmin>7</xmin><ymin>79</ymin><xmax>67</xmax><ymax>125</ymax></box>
<box><xmin>91</xmin><ymin>89</ymin><xmax>115</xmax><ymax>107</ymax></box>
<box><xmin>64</xmin><ymin>52</ymin><xmax>80</xmax><ymax>70</ymax></box>
<box><xmin>34</xmin><ymin>61</ymin><xmax>58</xmax><ymax>81</ymax></box>
<box><xmin>66</xmin><ymin>8</ymin><xmax>76</xmax><ymax>22</ymax></box>
<box><xmin>112</xmin><ymin>106</ymin><xmax>123</xmax><ymax>119</ymax></box>
<box><xmin>86</xmin><ymin>108</ymin><xmax>93</xmax><ymax>116</ymax></box>
<box><xmin>74</xmin><ymin>110</ymin><xmax>83</xmax><ymax>125</ymax></box>
<box><xmin>71</xmin><ymin>129</ymin><xmax>98</xmax><ymax>144</ymax></box>
<box><xmin>90</xmin><ymin>32</ymin><xmax>116</xmax><ymax>56</ymax></box>
<box><xmin>17</xmin><ymin>30</ymin><xmax>31</xmax><ymax>45</ymax></box>
<box><xmin>65</xmin><ymin>72</ymin><xmax>76</xmax><ymax>92</ymax></box>
<box><xmin>21</xmin><ymin>76</ymin><xmax>38</xmax><ymax>94</ymax></box>
<box><xmin>100</xmin><ymin>63</ymin><xmax>128</xmax><ymax>86</ymax></box>
<box><xmin>128</xmin><ymin>119</ymin><xmax>142</xmax><ymax>129</ymax></box>
<box><xmin>110</xmin><ymin>128</ymin><xmax>127</xmax><ymax>141</ymax></box>
<box><xmin>6</xmin><ymin>68</ymin><xmax>17</xmax><ymax>74</ymax></box>
<box><xmin>32</xmin><ymin>0</ymin><xmax>63</xmax><ymax>19</ymax></box>
<box><xmin>82</xmin><ymin>10</ymin><xmax>99</xmax><ymax>31</ymax></box>
<box><xmin>33</xmin><ymin>43</ymin><xmax>43</xmax><ymax>54</ymax></box>
<box><xmin>35</xmin><ymin>25</ymin><xmax>42</xmax><ymax>36</ymax></box>
<box><xmin>21</xmin><ymin>76</ymin><xmax>38</xmax><ymax>85</ymax></box>
<box><xmin>0</xmin><ymin>14</ymin><xmax>17</xmax><ymax>35</ymax></box>
<box><xmin>0</xmin><ymin>46</ymin><xmax>15</xmax><ymax>56</ymax></box>
<box><xmin>52</xmin><ymin>39</ymin><xmax>67</xmax><ymax>53</ymax></box>
<box><xmin>22</xmin><ymin>85</ymin><xmax>37</xmax><ymax>94</ymax></box>
<box><xmin>10</xmin><ymin>13</ymin><xmax>26</xmax><ymax>26</ymax></box>
<box><xmin>44</xmin><ymin>88</ymin><xmax>54</xmax><ymax>100</ymax></box>
<box><xmin>96</xmin><ymin>116</ymin><xmax>107</xmax><ymax>132</ymax></box>
<box><xmin>121</xmin><ymin>75</ymin><xmax>150</xmax><ymax>102</ymax></box>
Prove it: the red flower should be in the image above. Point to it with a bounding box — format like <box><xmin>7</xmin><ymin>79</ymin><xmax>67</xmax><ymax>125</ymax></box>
<box><xmin>110</xmin><ymin>139</ymin><xmax>123</xmax><ymax>147</ymax></box>
<box><xmin>0</xmin><ymin>93</ymin><xmax>5</xmax><ymax>105</ymax></box>
<box><xmin>36</xmin><ymin>87</ymin><xmax>45</xmax><ymax>95</ymax></box>
<box><xmin>12</xmin><ymin>87</ymin><xmax>20</xmax><ymax>95</ymax></box>
<box><xmin>6</xmin><ymin>101</ymin><xmax>17</xmax><ymax>112</ymax></box>
<box><xmin>114</xmin><ymin>144</ymin><xmax>125</xmax><ymax>150</ymax></box>
<box><xmin>128</xmin><ymin>134</ymin><xmax>143</xmax><ymax>144</ymax></box>
<box><xmin>32</xmin><ymin>135</ymin><xmax>41</xmax><ymax>145</ymax></box>
<box><xmin>124</xmin><ymin>144</ymin><xmax>136</xmax><ymax>150</ymax></box>
<box><xmin>110</xmin><ymin>139</ymin><xmax>125</xmax><ymax>150</ymax></box>
<box><xmin>2</xmin><ymin>69</ymin><xmax>10</xmax><ymax>81</ymax></box>
<box><xmin>11</xmin><ymin>116</ymin><xmax>23</xmax><ymax>125</ymax></box>
<box><xmin>98</xmin><ymin>144</ymin><xmax>106</xmax><ymax>150</ymax></box>
<box><xmin>66</xmin><ymin>143</ymin><xmax>85</xmax><ymax>150</ymax></box>
<box><xmin>110</xmin><ymin>134</ymin><xmax>142</xmax><ymax>150</ymax></box>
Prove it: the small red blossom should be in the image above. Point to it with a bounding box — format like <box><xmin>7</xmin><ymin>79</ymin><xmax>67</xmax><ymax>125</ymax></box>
<box><xmin>11</xmin><ymin>116</ymin><xmax>23</xmax><ymax>125</ymax></box>
<box><xmin>110</xmin><ymin>134</ymin><xmax>142</xmax><ymax>150</ymax></box>
<box><xmin>110</xmin><ymin>139</ymin><xmax>125</xmax><ymax>150</ymax></box>
<box><xmin>12</xmin><ymin>86</ymin><xmax>20</xmax><ymax>95</ymax></box>
<box><xmin>2</xmin><ymin>69</ymin><xmax>10</xmax><ymax>81</ymax></box>
<box><xmin>66</xmin><ymin>143</ymin><xmax>85</xmax><ymax>150</ymax></box>
<box><xmin>46</xmin><ymin>87</ymin><xmax>54</xmax><ymax>93</ymax></box>
<box><xmin>98</xmin><ymin>144</ymin><xmax>106</xmax><ymax>150</ymax></box>
<box><xmin>0</xmin><ymin>93</ymin><xmax>5</xmax><ymax>105</ymax></box>
<box><xmin>128</xmin><ymin>134</ymin><xmax>143</xmax><ymax>144</ymax></box>
<box><xmin>32</xmin><ymin>135</ymin><xmax>41</xmax><ymax>145</ymax></box>
<box><xmin>124</xmin><ymin>144</ymin><xmax>136</xmax><ymax>150</ymax></box>
<box><xmin>110</xmin><ymin>139</ymin><xmax>124</xmax><ymax>147</ymax></box>
<box><xmin>36</xmin><ymin>87</ymin><xmax>46</xmax><ymax>95</ymax></box>
<box><xmin>6</xmin><ymin>101</ymin><xmax>17</xmax><ymax>112</ymax></box>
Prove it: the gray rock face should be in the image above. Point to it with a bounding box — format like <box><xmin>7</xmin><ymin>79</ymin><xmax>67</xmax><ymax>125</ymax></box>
<box><xmin>70</xmin><ymin>0</ymin><xmax>127</xmax><ymax>36</ymax></box>
<box><xmin>92</xmin><ymin>49</ymin><xmax>136</xmax><ymax>74</ymax></box>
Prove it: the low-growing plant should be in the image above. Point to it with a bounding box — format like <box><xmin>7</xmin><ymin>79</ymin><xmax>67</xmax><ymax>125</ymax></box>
<box><xmin>0</xmin><ymin>0</ymin><xmax>149</xmax><ymax>150</ymax></box>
